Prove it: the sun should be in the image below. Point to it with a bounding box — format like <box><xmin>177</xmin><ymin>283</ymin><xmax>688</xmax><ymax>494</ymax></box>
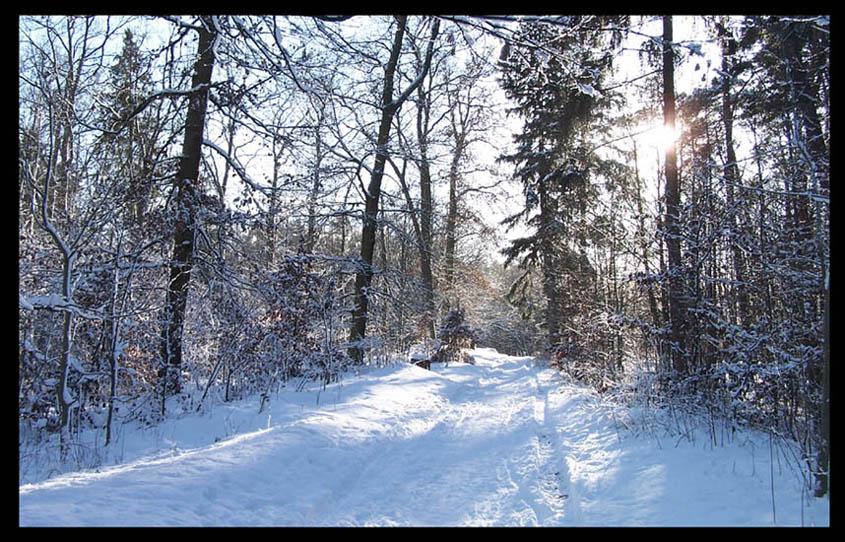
<box><xmin>631</xmin><ymin>119</ymin><xmax>682</xmax><ymax>155</ymax></box>
<box><xmin>647</xmin><ymin>123</ymin><xmax>680</xmax><ymax>153</ymax></box>
<box><xmin>655</xmin><ymin>123</ymin><xmax>678</xmax><ymax>152</ymax></box>
<box><xmin>633</xmin><ymin>120</ymin><xmax>682</xmax><ymax>154</ymax></box>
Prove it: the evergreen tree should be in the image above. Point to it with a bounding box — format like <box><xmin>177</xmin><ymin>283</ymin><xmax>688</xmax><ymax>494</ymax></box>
<box><xmin>100</xmin><ymin>29</ymin><xmax>162</xmax><ymax>231</ymax></box>
<box><xmin>498</xmin><ymin>17</ymin><xmax>626</xmax><ymax>347</ymax></box>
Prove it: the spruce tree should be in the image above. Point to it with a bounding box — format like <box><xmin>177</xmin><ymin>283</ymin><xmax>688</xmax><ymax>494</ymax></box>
<box><xmin>100</xmin><ymin>29</ymin><xmax>160</xmax><ymax>231</ymax></box>
<box><xmin>498</xmin><ymin>17</ymin><xmax>626</xmax><ymax>347</ymax></box>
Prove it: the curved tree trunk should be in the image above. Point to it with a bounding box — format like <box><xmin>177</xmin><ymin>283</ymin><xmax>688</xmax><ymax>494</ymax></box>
<box><xmin>348</xmin><ymin>16</ymin><xmax>440</xmax><ymax>362</ymax></box>
<box><xmin>160</xmin><ymin>16</ymin><xmax>218</xmax><ymax>407</ymax></box>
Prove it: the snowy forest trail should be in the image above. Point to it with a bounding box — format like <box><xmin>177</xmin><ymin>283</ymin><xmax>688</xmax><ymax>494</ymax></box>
<box><xmin>19</xmin><ymin>349</ymin><xmax>828</xmax><ymax>526</ymax></box>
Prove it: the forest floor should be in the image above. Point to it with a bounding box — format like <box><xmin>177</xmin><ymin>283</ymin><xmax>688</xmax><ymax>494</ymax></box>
<box><xmin>19</xmin><ymin>348</ymin><xmax>829</xmax><ymax>526</ymax></box>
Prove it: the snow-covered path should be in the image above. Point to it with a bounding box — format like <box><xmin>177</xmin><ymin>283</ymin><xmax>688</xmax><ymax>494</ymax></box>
<box><xmin>19</xmin><ymin>349</ymin><xmax>829</xmax><ymax>526</ymax></box>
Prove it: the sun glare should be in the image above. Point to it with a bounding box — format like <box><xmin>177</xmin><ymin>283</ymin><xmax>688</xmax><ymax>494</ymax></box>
<box><xmin>655</xmin><ymin>123</ymin><xmax>678</xmax><ymax>152</ymax></box>
<box><xmin>635</xmin><ymin>121</ymin><xmax>681</xmax><ymax>154</ymax></box>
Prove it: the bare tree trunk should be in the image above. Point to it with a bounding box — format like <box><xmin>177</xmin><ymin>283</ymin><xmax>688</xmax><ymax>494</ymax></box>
<box><xmin>415</xmin><ymin>79</ymin><xmax>436</xmax><ymax>339</ymax></box>
<box><xmin>443</xmin><ymin>143</ymin><xmax>461</xmax><ymax>309</ymax></box>
<box><xmin>662</xmin><ymin>16</ymin><xmax>688</xmax><ymax>374</ymax></box>
<box><xmin>348</xmin><ymin>16</ymin><xmax>439</xmax><ymax>362</ymax></box>
<box><xmin>268</xmin><ymin>130</ymin><xmax>282</xmax><ymax>266</ymax></box>
<box><xmin>632</xmin><ymin>140</ymin><xmax>661</xmax><ymax>332</ymax></box>
<box><xmin>104</xmin><ymin>233</ymin><xmax>131</xmax><ymax>447</ymax></box>
<box><xmin>443</xmin><ymin>99</ymin><xmax>468</xmax><ymax>313</ymax></box>
<box><xmin>718</xmin><ymin>21</ymin><xmax>750</xmax><ymax>328</ymax></box>
<box><xmin>307</xmin><ymin>109</ymin><xmax>325</xmax><ymax>254</ymax></box>
<box><xmin>160</xmin><ymin>16</ymin><xmax>218</xmax><ymax>405</ymax></box>
<box><xmin>348</xmin><ymin>17</ymin><xmax>407</xmax><ymax>363</ymax></box>
<box><xmin>815</xmin><ymin>267</ymin><xmax>830</xmax><ymax>497</ymax></box>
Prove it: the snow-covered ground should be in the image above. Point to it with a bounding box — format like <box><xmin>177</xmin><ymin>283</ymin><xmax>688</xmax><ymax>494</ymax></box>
<box><xmin>19</xmin><ymin>348</ymin><xmax>829</xmax><ymax>526</ymax></box>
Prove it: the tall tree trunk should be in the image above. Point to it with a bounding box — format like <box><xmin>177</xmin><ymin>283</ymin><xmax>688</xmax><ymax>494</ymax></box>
<box><xmin>443</xmin><ymin>103</ymin><xmax>467</xmax><ymax>313</ymax></box>
<box><xmin>160</xmin><ymin>16</ymin><xmax>218</xmax><ymax>405</ymax></box>
<box><xmin>632</xmin><ymin>140</ymin><xmax>661</xmax><ymax>332</ymax></box>
<box><xmin>536</xmin><ymin>139</ymin><xmax>562</xmax><ymax>345</ymax></box>
<box><xmin>348</xmin><ymin>16</ymin><xmax>439</xmax><ymax>362</ymax></box>
<box><xmin>779</xmin><ymin>19</ymin><xmax>829</xmax><ymax>195</ymax></box>
<box><xmin>718</xmin><ymin>21</ymin><xmax>750</xmax><ymax>329</ymax></box>
<box><xmin>268</xmin><ymin>128</ymin><xmax>283</xmax><ymax>266</ymax></box>
<box><xmin>777</xmin><ymin>19</ymin><xmax>825</xmax><ymax>253</ymax></box>
<box><xmin>104</xmin><ymin>233</ymin><xmax>134</xmax><ymax>448</ymax></box>
<box><xmin>778</xmin><ymin>19</ymin><xmax>829</xmax><ymax>435</ymax></box>
<box><xmin>306</xmin><ymin>110</ymin><xmax>324</xmax><ymax>255</ymax></box>
<box><xmin>443</xmin><ymin>177</ymin><xmax>458</xmax><ymax>294</ymax></box>
<box><xmin>348</xmin><ymin>17</ymin><xmax>407</xmax><ymax>363</ymax></box>
<box><xmin>662</xmin><ymin>16</ymin><xmax>688</xmax><ymax>374</ymax></box>
<box><xmin>416</xmin><ymin>81</ymin><xmax>436</xmax><ymax>339</ymax></box>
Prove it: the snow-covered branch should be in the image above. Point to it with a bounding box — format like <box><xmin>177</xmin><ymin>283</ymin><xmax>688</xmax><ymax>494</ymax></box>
<box><xmin>385</xmin><ymin>19</ymin><xmax>440</xmax><ymax>111</ymax></box>
<box><xmin>20</xmin><ymin>293</ymin><xmax>106</xmax><ymax>321</ymax></box>
<box><xmin>202</xmin><ymin>138</ymin><xmax>271</xmax><ymax>197</ymax></box>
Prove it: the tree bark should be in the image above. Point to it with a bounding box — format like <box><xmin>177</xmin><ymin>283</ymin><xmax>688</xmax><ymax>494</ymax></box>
<box><xmin>306</xmin><ymin>109</ymin><xmax>325</xmax><ymax>254</ymax></box>
<box><xmin>662</xmin><ymin>16</ymin><xmax>688</xmax><ymax>374</ymax></box>
<box><xmin>537</xmin><ymin>140</ymin><xmax>562</xmax><ymax>344</ymax></box>
<box><xmin>443</xmin><ymin>141</ymin><xmax>461</xmax><ymax>309</ymax></box>
<box><xmin>718</xmin><ymin>20</ymin><xmax>751</xmax><ymax>328</ymax></box>
<box><xmin>348</xmin><ymin>17</ymin><xmax>408</xmax><ymax>363</ymax></box>
<box><xmin>348</xmin><ymin>16</ymin><xmax>439</xmax><ymax>362</ymax></box>
<box><xmin>777</xmin><ymin>18</ymin><xmax>829</xmax><ymax>433</ymax></box>
<box><xmin>815</xmin><ymin>267</ymin><xmax>830</xmax><ymax>497</ymax></box>
<box><xmin>160</xmin><ymin>16</ymin><xmax>218</xmax><ymax>403</ymax></box>
<box><xmin>632</xmin><ymin>140</ymin><xmax>661</xmax><ymax>332</ymax></box>
<box><xmin>443</xmin><ymin>91</ymin><xmax>469</xmax><ymax>312</ymax></box>
<box><xmin>416</xmin><ymin>78</ymin><xmax>436</xmax><ymax>339</ymax></box>
<box><xmin>779</xmin><ymin>19</ymin><xmax>829</xmax><ymax>195</ymax></box>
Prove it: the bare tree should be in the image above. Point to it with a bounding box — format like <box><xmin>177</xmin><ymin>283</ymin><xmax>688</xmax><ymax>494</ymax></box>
<box><xmin>661</xmin><ymin>16</ymin><xmax>688</xmax><ymax>374</ymax></box>
<box><xmin>159</xmin><ymin>16</ymin><xmax>220</xmax><ymax>405</ymax></box>
<box><xmin>348</xmin><ymin>16</ymin><xmax>440</xmax><ymax>362</ymax></box>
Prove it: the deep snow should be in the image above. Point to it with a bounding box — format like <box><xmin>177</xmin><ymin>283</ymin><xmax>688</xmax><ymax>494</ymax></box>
<box><xmin>19</xmin><ymin>348</ymin><xmax>829</xmax><ymax>526</ymax></box>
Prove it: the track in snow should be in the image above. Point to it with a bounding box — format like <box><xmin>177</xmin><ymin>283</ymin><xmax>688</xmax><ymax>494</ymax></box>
<box><xmin>19</xmin><ymin>348</ymin><xmax>829</xmax><ymax>526</ymax></box>
<box><xmin>20</xmin><ymin>349</ymin><xmax>585</xmax><ymax>526</ymax></box>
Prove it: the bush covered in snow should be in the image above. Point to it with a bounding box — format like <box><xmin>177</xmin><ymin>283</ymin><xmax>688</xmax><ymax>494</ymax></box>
<box><xmin>432</xmin><ymin>308</ymin><xmax>477</xmax><ymax>364</ymax></box>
